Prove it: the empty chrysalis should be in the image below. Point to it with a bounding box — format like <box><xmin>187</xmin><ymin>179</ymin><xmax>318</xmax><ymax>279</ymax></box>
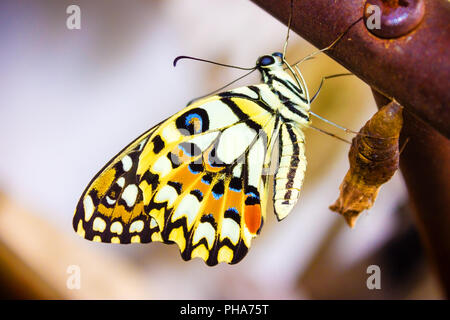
<box><xmin>329</xmin><ymin>101</ymin><xmax>404</xmax><ymax>227</ymax></box>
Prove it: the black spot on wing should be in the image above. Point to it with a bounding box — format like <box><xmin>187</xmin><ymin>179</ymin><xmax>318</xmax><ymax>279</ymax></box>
<box><xmin>224</xmin><ymin>207</ymin><xmax>241</xmax><ymax>224</ymax></box>
<box><xmin>201</xmin><ymin>174</ymin><xmax>213</xmax><ymax>185</ymax></box>
<box><xmin>188</xmin><ymin>162</ymin><xmax>203</xmax><ymax>174</ymax></box>
<box><xmin>141</xmin><ymin>170</ymin><xmax>159</xmax><ymax>190</ymax></box>
<box><xmin>167</xmin><ymin>181</ymin><xmax>182</xmax><ymax>194</ymax></box>
<box><xmin>200</xmin><ymin>213</ymin><xmax>217</xmax><ymax>228</ymax></box>
<box><xmin>152</xmin><ymin>135</ymin><xmax>165</xmax><ymax>154</ymax></box>
<box><xmin>211</xmin><ymin>180</ymin><xmax>225</xmax><ymax>199</ymax></box>
<box><xmin>229</xmin><ymin>177</ymin><xmax>242</xmax><ymax>192</ymax></box>
<box><xmin>190</xmin><ymin>189</ymin><xmax>204</xmax><ymax>201</ymax></box>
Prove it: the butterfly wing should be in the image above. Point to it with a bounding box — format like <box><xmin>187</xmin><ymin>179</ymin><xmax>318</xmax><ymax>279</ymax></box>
<box><xmin>73</xmin><ymin>85</ymin><xmax>279</xmax><ymax>265</ymax></box>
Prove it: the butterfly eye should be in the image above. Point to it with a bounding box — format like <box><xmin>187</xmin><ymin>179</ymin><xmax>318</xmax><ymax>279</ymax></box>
<box><xmin>259</xmin><ymin>55</ymin><xmax>275</xmax><ymax>67</ymax></box>
<box><xmin>272</xmin><ymin>52</ymin><xmax>283</xmax><ymax>59</ymax></box>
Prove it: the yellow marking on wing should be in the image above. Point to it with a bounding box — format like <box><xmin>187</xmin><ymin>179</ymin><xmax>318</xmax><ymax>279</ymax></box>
<box><xmin>76</xmin><ymin>220</ymin><xmax>85</xmax><ymax>238</ymax></box>
<box><xmin>91</xmin><ymin>168</ymin><xmax>116</xmax><ymax>198</ymax></box>
<box><xmin>151</xmin><ymin>232</ymin><xmax>163</xmax><ymax>242</ymax></box>
<box><xmin>231</xmin><ymin>97</ymin><xmax>272</xmax><ymax>119</ymax></box>
<box><xmin>137</xmin><ymin>126</ymin><xmax>179</xmax><ymax>177</ymax></box>
<box><xmin>93</xmin><ymin>235</ymin><xmax>102</xmax><ymax>242</ymax></box>
<box><xmin>149</xmin><ymin>208</ymin><xmax>165</xmax><ymax>231</ymax></box>
<box><xmin>97</xmin><ymin>203</ymin><xmax>113</xmax><ymax>216</ymax></box>
<box><xmin>111</xmin><ymin>237</ymin><xmax>120</xmax><ymax>244</ymax></box>
<box><xmin>110</xmin><ymin>202</ymin><xmax>144</xmax><ymax>223</ymax></box>
<box><xmin>217</xmin><ymin>246</ymin><xmax>234</xmax><ymax>263</ymax></box>
<box><xmin>131</xmin><ymin>235</ymin><xmax>141</xmax><ymax>243</ymax></box>
<box><xmin>191</xmin><ymin>245</ymin><xmax>209</xmax><ymax>261</ymax></box>
<box><xmin>109</xmin><ymin>204</ymin><xmax>131</xmax><ymax>221</ymax></box>
<box><xmin>168</xmin><ymin>226</ymin><xmax>186</xmax><ymax>252</ymax></box>
<box><xmin>139</xmin><ymin>180</ymin><xmax>151</xmax><ymax>205</ymax></box>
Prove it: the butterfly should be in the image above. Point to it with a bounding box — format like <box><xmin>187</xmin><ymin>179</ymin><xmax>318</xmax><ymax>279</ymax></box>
<box><xmin>73</xmin><ymin>50</ymin><xmax>312</xmax><ymax>266</ymax></box>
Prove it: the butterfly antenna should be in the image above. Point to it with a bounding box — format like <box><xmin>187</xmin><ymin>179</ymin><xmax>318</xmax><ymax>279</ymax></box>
<box><xmin>282</xmin><ymin>0</ymin><xmax>294</xmax><ymax>59</ymax></box>
<box><xmin>173</xmin><ymin>55</ymin><xmax>255</xmax><ymax>71</ymax></box>
<box><xmin>186</xmin><ymin>68</ymin><xmax>257</xmax><ymax>105</ymax></box>
<box><xmin>310</xmin><ymin>73</ymin><xmax>354</xmax><ymax>103</ymax></box>
<box><xmin>292</xmin><ymin>16</ymin><xmax>363</xmax><ymax>67</ymax></box>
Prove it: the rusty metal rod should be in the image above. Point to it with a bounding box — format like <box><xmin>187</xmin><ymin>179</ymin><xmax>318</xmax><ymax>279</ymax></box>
<box><xmin>250</xmin><ymin>0</ymin><xmax>450</xmax><ymax>138</ymax></box>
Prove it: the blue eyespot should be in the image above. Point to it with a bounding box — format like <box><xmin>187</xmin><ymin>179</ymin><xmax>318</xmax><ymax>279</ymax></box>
<box><xmin>185</xmin><ymin>113</ymin><xmax>201</xmax><ymax>128</ymax></box>
<box><xmin>273</xmin><ymin>52</ymin><xmax>283</xmax><ymax>58</ymax></box>
<box><xmin>260</xmin><ymin>55</ymin><xmax>275</xmax><ymax>66</ymax></box>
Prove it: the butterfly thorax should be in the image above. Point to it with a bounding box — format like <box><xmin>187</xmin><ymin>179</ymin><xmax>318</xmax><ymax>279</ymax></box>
<box><xmin>256</xmin><ymin>53</ymin><xmax>311</xmax><ymax>127</ymax></box>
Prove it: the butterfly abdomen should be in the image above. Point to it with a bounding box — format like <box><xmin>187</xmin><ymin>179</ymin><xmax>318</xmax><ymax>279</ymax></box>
<box><xmin>273</xmin><ymin>122</ymin><xmax>307</xmax><ymax>221</ymax></box>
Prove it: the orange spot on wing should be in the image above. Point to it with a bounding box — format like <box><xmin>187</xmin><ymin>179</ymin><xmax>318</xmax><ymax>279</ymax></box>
<box><xmin>225</xmin><ymin>187</ymin><xmax>244</xmax><ymax>213</ymax></box>
<box><xmin>170</xmin><ymin>164</ymin><xmax>200</xmax><ymax>193</ymax></box>
<box><xmin>203</xmin><ymin>193</ymin><xmax>225</xmax><ymax>223</ymax></box>
<box><xmin>244</xmin><ymin>204</ymin><xmax>261</xmax><ymax>234</ymax></box>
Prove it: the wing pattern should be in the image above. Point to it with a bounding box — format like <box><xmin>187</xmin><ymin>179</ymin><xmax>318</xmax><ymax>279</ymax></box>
<box><xmin>73</xmin><ymin>85</ymin><xmax>280</xmax><ymax>265</ymax></box>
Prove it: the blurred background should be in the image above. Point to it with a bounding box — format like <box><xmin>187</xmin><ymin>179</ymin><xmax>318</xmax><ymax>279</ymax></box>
<box><xmin>0</xmin><ymin>0</ymin><xmax>443</xmax><ymax>299</ymax></box>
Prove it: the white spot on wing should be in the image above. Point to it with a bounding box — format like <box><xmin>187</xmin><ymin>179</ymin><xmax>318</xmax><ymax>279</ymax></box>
<box><xmin>121</xmin><ymin>155</ymin><xmax>133</xmax><ymax>172</ymax></box>
<box><xmin>220</xmin><ymin>218</ymin><xmax>240</xmax><ymax>245</ymax></box>
<box><xmin>110</xmin><ymin>221</ymin><xmax>123</xmax><ymax>235</ymax></box>
<box><xmin>201</xmin><ymin>100</ymin><xmax>239</xmax><ymax>130</ymax></box>
<box><xmin>83</xmin><ymin>195</ymin><xmax>94</xmax><ymax>222</ymax></box>
<box><xmin>106</xmin><ymin>196</ymin><xmax>116</xmax><ymax>206</ymax></box>
<box><xmin>117</xmin><ymin>177</ymin><xmax>125</xmax><ymax>188</ymax></box>
<box><xmin>162</xmin><ymin>124</ymin><xmax>180</xmax><ymax>143</ymax></box>
<box><xmin>247</xmin><ymin>136</ymin><xmax>265</xmax><ymax>187</ymax></box>
<box><xmin>216</xmin><ymin>123</ymin><xmax>256</xmax><ymax>164</ymax></box>
<box><xmin>232</xmin><ymin>163</ymin><xmax>243</xmax><ymax>178</ymax></box>
<box><xmin>152</xmin><ymin>156</ymin><xmax>172</xmax><ymax>177</ymax></box>
<box><xmin>150</xmin><ymin>217</ymin><xmax>158</xmax><ymax>229</ymax></box>
<box><xmin>154</xmin><ymin>185</ymin><xmax>178</xmax><ymax>207</ymax></box>
<box><xmin>193</xmin><ymin>222</ymin><xmax>216</xmax><ymax>249</ymax></box>
<box><xmin>121</xmin><ymin>184</ymin><xmax>138</xmax><ymax>207</ymax></box>
<box><xmin>138</xmin><ymin>138</ymin><xmax>148</xmax><ymax>151</ymax></box>
<box><xmin>93</xmin><ymin>217</ymin><xmax>106</xmax><ymax>232</ymax></box>
<box><xmin>171</xmin><ymin>194</ymin><xmax>200</xmax><ymax>228</ymax></box>
<box><xmin>186</xmin><ymin>131</ymin><xmax>219</xmax><ymax>151</ymax></box>
<box><xmin>129</xmin><ymin>220</ymin><xmax>144</xmax><ymax>233</ymax></box>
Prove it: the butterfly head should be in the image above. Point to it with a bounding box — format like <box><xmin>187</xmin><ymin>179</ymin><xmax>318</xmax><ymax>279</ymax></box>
<box><xmin>256</xmin><ymin>52</ymin><xmax>284</xmax><ymax>70</ymax></box>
